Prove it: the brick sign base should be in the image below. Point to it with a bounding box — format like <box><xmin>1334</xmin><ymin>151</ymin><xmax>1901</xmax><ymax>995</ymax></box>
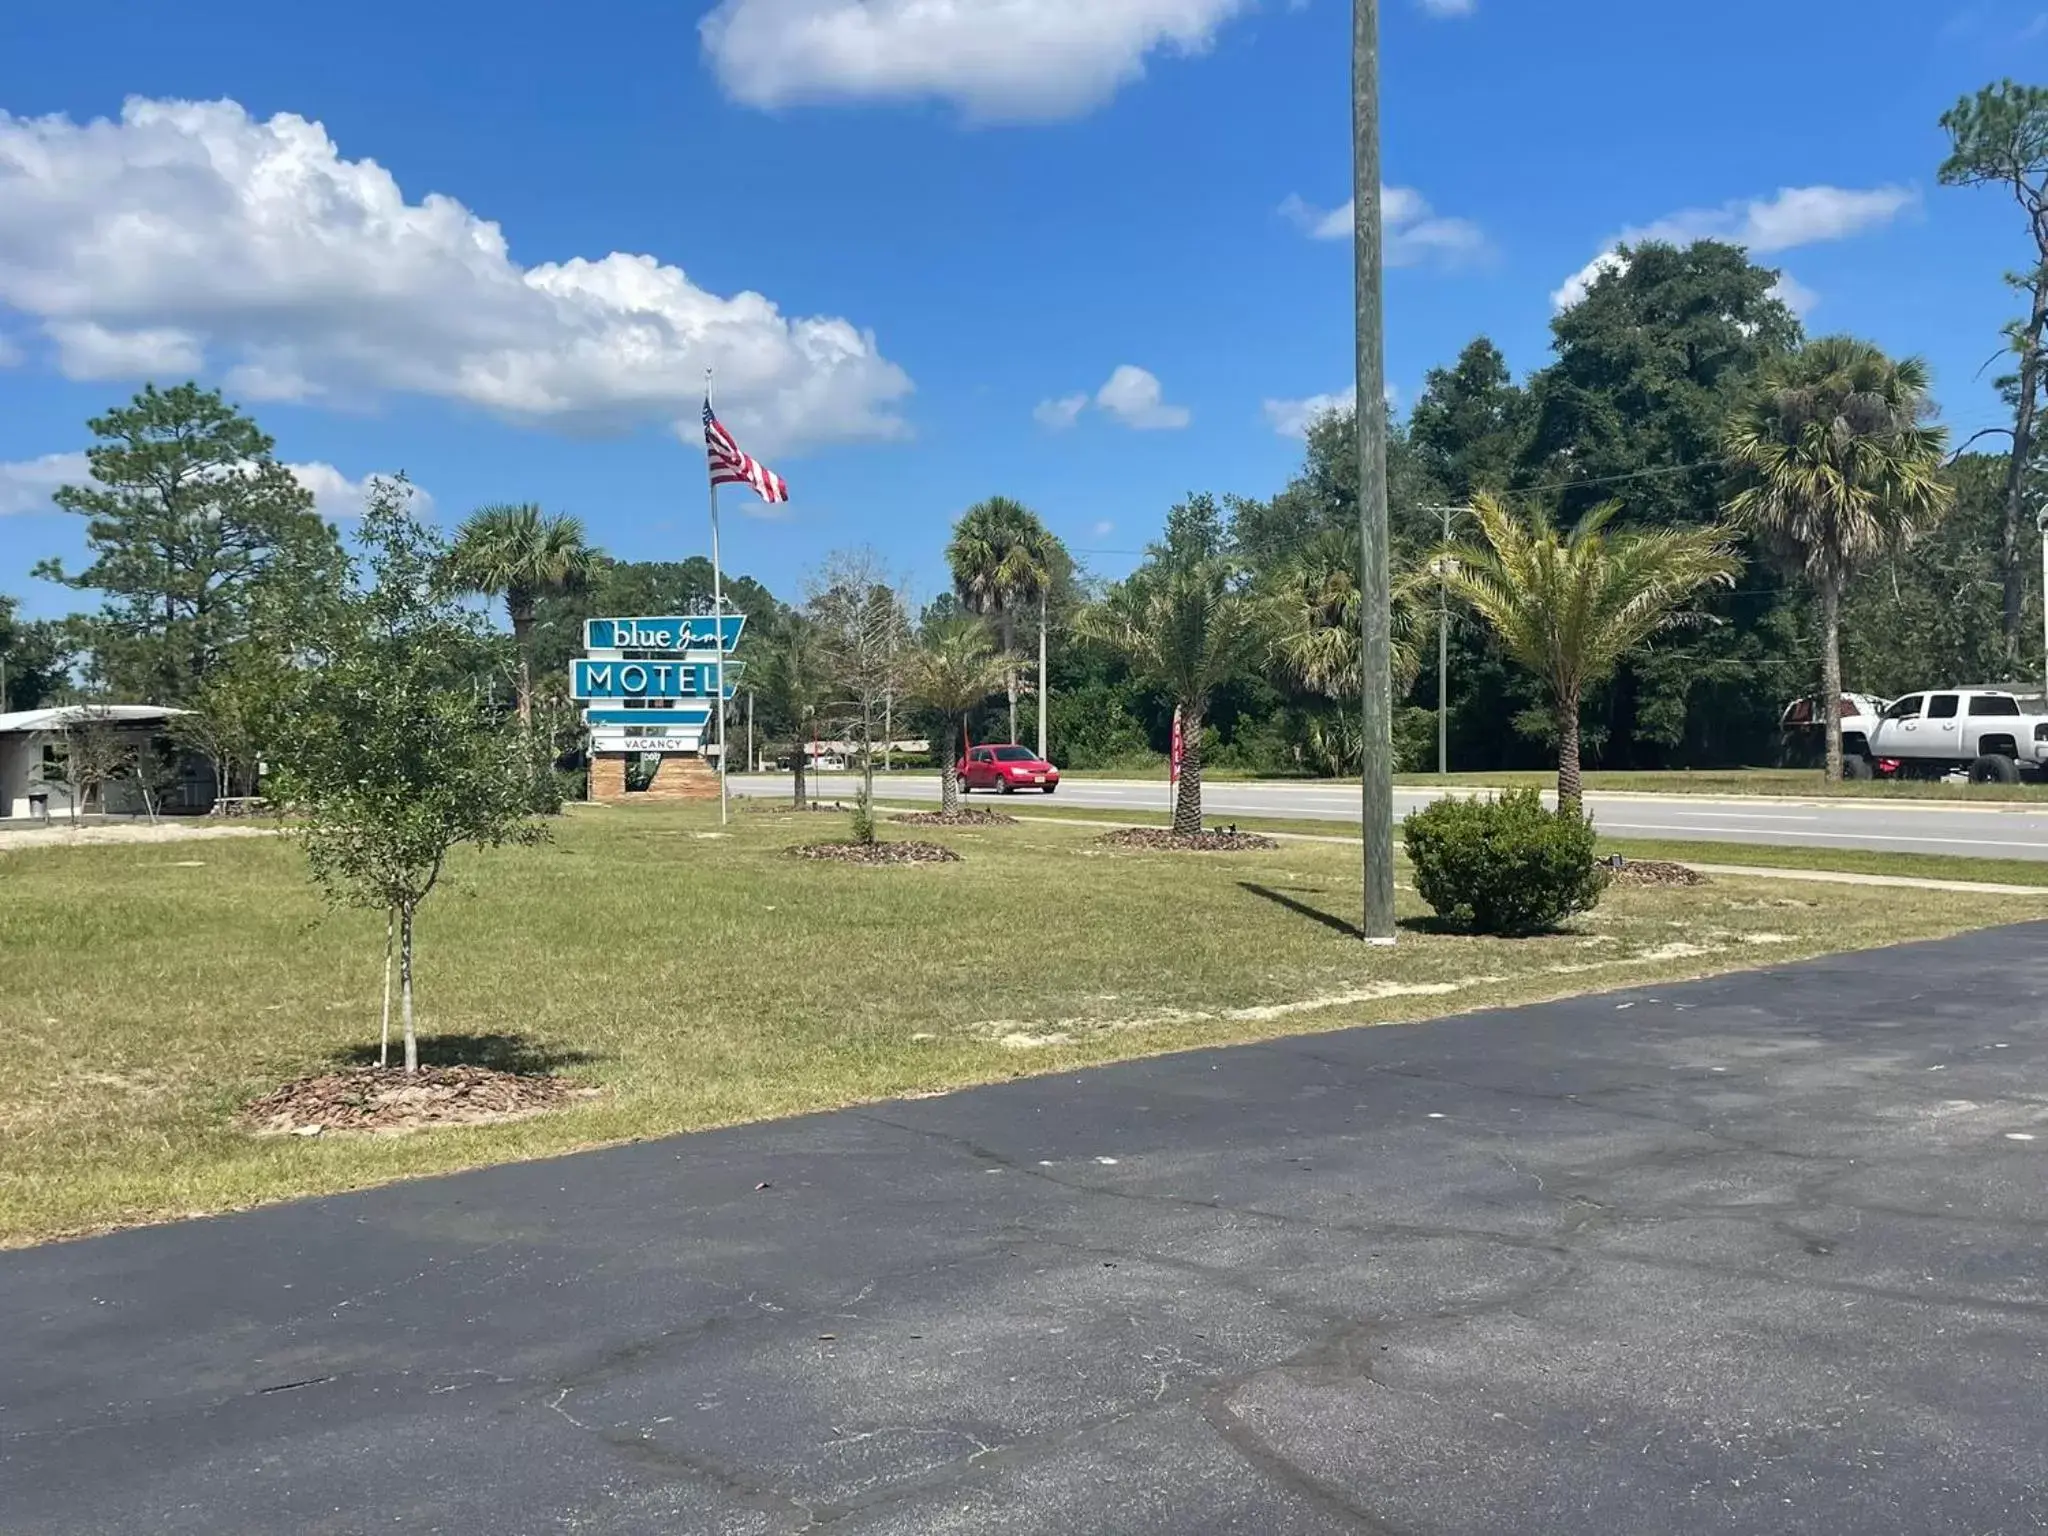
<box><xmin>588</xmin><ymin>753</ymin><xmax>720</xmax><ymax>804</ymax></box>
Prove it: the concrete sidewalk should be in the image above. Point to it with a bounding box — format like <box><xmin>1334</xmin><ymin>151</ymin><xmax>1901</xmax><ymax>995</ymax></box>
<box><xmin>6</xmin><ymin>926</ymin><xmax>2048</xmax><ymax>1533</ymax></box>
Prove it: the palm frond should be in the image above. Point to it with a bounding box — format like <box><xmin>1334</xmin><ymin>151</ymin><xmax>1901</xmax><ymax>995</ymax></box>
<box><xmin>907</xmin><ymin>616</ymin><xmax>1009</xmax><ymax>716</ymax></box>
<box><xmin>1262</xmin><ymin>529</ymin><xmax>1425</xmax><ymax>699</ymax></box>
<box><xmin>446</xmin><ymin>503</ymin><xmax>596</xmax><ymax>613</ymax></box>
<box><xmin>1081</xmin><ymin>556</ymin><xmax>1261</xmax><ymax>716</ymax></box>
<box><xmin>1724</xmin><ymin>336</ymin><xmax>1955</xmax><ymax>584</ymax></box>
<box><xmin>1433</xmin><ymin>491</ymin><xmax>1740</xmax><ymax>699</ymax></box>
<box><xmin>946</xmin><ymin>498</ymin><xmax>1057</xmax><ymax>634</ymax></box>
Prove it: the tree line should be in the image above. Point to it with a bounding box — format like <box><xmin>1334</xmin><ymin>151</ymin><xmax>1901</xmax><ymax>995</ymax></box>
<box><xmin>4</xmin><ymin>80</ymin><xmax>2041</xmax><ymax>813</ymax></box>
<box><xmin>879</xmin><ymin>81</ymin><xmax>2047</xmax><ymax>800</ymax></box>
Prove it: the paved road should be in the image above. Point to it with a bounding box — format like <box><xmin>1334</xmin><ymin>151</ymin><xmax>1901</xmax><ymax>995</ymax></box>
<box><xmin>8</xmin><ymin>928</ymin><xmax>2048</xmax><ymax>1533</ymax></box>
<box><xmin>735</xmin><ymin>771</ymin><xmax>2048</xmax><ymax>861</ymax></box>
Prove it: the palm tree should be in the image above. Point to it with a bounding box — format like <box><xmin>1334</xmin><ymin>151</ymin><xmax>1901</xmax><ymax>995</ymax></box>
<box><xmin>1264</xmin><ymin>530</ymin><xmax>1429</xmax><ymax>780</ymax></box>
<box><xmin>1725</xmin><ymin>337</ymin><xmax>1954</xmax><ymax>781</ymax></box>
<box><xmin>1266</xmin><ymin>528</ymin><xmax>1427</xmax><ymax>707</ymax></box>
<box><xmin>446</xmin><ymin>504</ymin><xmax>596</xmax><ymax>728</ymax></box>
<box><xmin>907</xmin><ymin>617</ymin><xmax>1009</xmax><ymax>814</ymax></box>
<box><xmin>1437</xmin><ymin>493</ymin><xmax>1741</xmax><ymax>814</ymax></box>
<box><xmin>947</xmin><ymin>498</ymin><xmax>1055</xmax><ymax>747</ymax></box>
<box><xmin>755</xmin><ymin>613</ymin><xmax>829</xmax><ymax>808</ymax></box>
<box><xmin>1022</xmin><ymin>527</ymin><xmax>1065</xmax><ymax>762</ymax></box>
<box><xmin>1082</xmin><ymin>555</ymin><xmax>1260</xmax><ymax>836</ymax></box>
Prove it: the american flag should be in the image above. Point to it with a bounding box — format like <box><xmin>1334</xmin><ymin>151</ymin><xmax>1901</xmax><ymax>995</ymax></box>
<box><xmin>703</xmin><ymin>399</ymin><xmax>789</xmax><ymax>504</ymax></box>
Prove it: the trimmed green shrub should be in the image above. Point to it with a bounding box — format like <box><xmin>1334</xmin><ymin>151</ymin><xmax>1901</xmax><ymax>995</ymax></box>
<box><xmin>1403</xmin><ymin>788</ymin><xmax>1606</xmax><ymax>935</ymax></box>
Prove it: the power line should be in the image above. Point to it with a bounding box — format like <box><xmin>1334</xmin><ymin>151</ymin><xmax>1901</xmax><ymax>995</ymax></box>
<box><xmin>1069</xmin><ymin>459</ymin><xmax>1741</xmax><ymax>563</ymax></box>
<box><xmin>1507</xmin><ymin>455</ymin><xmax>1736</xmax><ymax>496</ymax></box>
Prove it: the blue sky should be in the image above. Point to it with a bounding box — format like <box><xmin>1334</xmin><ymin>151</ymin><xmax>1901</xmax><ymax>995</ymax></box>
<box><xmin>0</xmin><ymin>0</ymin><xmax>2039</xmax><ymax>619</ymax></box>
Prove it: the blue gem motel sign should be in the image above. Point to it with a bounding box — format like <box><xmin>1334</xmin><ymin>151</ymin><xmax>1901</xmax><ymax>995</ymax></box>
<box><xmin>582</xmin><ymin>615</ymin><xmax>744</xmax><ymax>653</ymax></box>
<box><xmin>572</xmin><ymin>658</ymin><xmax>742</xmax><ymax>701</ymax></box>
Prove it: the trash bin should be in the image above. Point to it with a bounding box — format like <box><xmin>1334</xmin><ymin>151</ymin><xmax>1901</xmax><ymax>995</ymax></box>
<box><xmin>26</xmin><ymin>791</ymin><xmax>49</xmax><ymax>821</ymax></box>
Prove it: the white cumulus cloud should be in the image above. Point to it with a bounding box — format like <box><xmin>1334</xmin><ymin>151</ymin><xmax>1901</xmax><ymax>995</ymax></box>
<box><xmin>0</xmin><ymin>450</ymin><xmax>420</xmax><ymax>521</ymax></box>
<box><xmin>286</xmin><ymin>463</ymin><xmax>432</xmax><ymax>520</ymax></box>
<box><xmin>1279</xmin><ymin>187</ymin><xmax>1488</xmax><ymax>267</ymax></box>
<box><xmin>1095</xmin><ymin>365</ymin><xmax>1190</xmax><ymax>430</ymax></box>
<box><xmin>1261</xmin><ymin>383</ymin><xmax>1397</xmax><ymax>439</ymax></box>
<box><xmin>701</xmin><ymin>0</ymin><xmax>1251</xmax><ymax>121</ymax></box>
<box><xmin>1262</xmin><ymin>392</ymin><xmax>1351</xmax><ymax>439</ymax></box>
<box><xmin>1035</xmin><ymin>366</ymin><xmax>1190</xmax><ymax>431</ymax></box>
<box><xmin>1769</xmin><ymin>272</ymin><xmax>1820</xmax><ymax>318</ymax></box>
<box><xmin>47</xmin><ymin>321</ymin><xmax>203</xmax><ymax>379</ymax></box>
<box><xmin>1033</xmin><ymin>392</ymin><xmax>1089</xmax><ymax>431</ymax></box>
<box><xmin>1551</xmin><ymin>184</ymin><xmax>1916</xmax><ymax>311</ymax></box>
<box><xmin>1550</xmin><ymin>251</ymin><xmax>1629</xmax><ymax>312</ymax></box>
<box><xmin>0</xmin><ymin>451</ymin><xmax>88</xmax><ymax>516</ymax></box>
<box><xmin>0</xmin><ymin>97</ymin><xmax>911</xmax><ymax>454</ymax></box>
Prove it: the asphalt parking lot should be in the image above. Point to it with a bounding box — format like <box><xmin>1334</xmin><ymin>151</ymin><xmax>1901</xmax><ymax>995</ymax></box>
<box><xmin>6</xmin><ymin>925</ymin><xmax>2047</xmax><ymax>1533</ymax></box>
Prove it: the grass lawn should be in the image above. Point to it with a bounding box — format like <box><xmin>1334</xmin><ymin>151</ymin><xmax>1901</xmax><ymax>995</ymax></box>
<box><xmin>0</xmin><ymin>803</ymin><xmax>2020</xmax><ymax>1246</ymax></box>
<box><xmin>886</xmin><ymin>797</ymin><xmax>2048</xmax><ymax>889</ymax></box>
<box><xmin>1599</xmin><ymin>837</ymin><xmax>2048</xmax><ymax>889</ymax></box>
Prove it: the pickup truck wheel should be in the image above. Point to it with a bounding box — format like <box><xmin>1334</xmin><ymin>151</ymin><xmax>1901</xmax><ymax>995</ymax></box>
<box><xmin>1842</xmin><ymin>755</ymin><xmax>1875</xmax><ymax>780</ymax></box>
<box><xmin>1969</xmin><ymin>753</ymin><xmax>2022</xmax><ymax>785</ymax></box>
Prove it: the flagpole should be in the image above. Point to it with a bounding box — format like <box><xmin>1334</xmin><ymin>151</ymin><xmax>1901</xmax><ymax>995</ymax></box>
<box><xmin>711</xmin><ymin>479</ymin><xmax>729</xmax><ymax>826</ymax></box>
<box><xmin>706</xmin><ymin>371</ymin><xmax>729</xmax><ymax>826</ymax></box>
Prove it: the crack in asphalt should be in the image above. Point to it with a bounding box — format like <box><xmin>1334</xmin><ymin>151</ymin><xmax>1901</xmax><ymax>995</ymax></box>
<box><xmin>14</xmin><ymin>927</ymin><xmax>2048</xmax><ymax>1532</ymax></box>
<box><xmin>846</xmin><ymin>1105</ymin><xmax>2048</xmax><ymax>1317</ymax></box>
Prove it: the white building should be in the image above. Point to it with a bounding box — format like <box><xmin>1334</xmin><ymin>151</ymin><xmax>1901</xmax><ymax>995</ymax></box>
<box><xmin>0</xmin><ymin>706</ymin><xmax>209</xmax><ymax>819</ymax></box>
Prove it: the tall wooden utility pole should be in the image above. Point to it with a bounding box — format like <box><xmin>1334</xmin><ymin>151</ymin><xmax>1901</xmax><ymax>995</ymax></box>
<box><xmin>1354</xmin><ymin>0</ymin><xmax>1396</xmax><ymax>943</ymax></box>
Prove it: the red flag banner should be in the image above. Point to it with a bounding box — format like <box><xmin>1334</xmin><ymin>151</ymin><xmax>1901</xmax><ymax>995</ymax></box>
<box><xmin>1169</xmin><ymin>707</ymin><xmax>1184</xmax><ymax>785</ymax></box>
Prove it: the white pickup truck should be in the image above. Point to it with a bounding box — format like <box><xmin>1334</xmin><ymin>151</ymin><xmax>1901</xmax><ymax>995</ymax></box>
<box><xmin>1853</xmin><ymin>687</ymin><xmax>2048</xmax><ymax>783</ymax></box>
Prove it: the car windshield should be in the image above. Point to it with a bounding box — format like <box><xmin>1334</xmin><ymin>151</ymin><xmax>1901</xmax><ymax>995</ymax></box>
<box><xmin>992</xmin><ymin>747</ymin><xmax>1040</xmax><ymax>762</ymax></box>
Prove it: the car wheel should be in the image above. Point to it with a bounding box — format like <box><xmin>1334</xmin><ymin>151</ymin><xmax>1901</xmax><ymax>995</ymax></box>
<box><xmin>1043</xmin><ymin>785</ymin><xmax>1057</xmax><ymax>794</ymax></box>
<box><xmin>956</xmin><ymin>777</ymin><xmax>969</xmax><ymax>796</ymax></box>
<box><xmin>1969</xmin><ymin>753</ymin><xmax>2022</xmax><ymax>785</ymax></box>
<box><xmin>1842</xmin><ymin>755</ymin><xmax>1875</xmax><ymax>780</ymax></box>
<box><xmin>999</xmin><ymin>778</ymin><xmax>1015</xmax><ymax>795</ymax></box>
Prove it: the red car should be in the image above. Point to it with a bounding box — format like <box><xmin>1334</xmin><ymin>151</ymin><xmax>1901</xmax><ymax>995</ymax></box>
<box><xmin>957</xmin><ymin>744</ymin><xmax>1060</xmax><ymax>794</ymax></box>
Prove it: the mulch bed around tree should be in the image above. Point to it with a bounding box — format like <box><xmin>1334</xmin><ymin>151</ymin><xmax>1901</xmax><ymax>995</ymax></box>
<box><xmin>242</xmin><ymin>1065</ymin><xmax>596</xmax><ymax>1136</ymax></box>
<box><xmin>788</xmin><ymin>840</ymin><xmax>962</xmax><ymax>864</ymax></box>
<box><xmin>1606</xmin><ymin>858</ymin><xmax>1708</xmax><ymax>887</ymax></box>
<box><xmin>893</xmin><ymin>809</ymin><xmax>1021</xmax><ymax>827</ymax></box>
<box><xmin>744</xmin><ymin>801</ymin><xmax>853</xmax><ymax>815</ymax></box>
<box><xmin>1096</xmin><ymin>827</ymin><xmax>1282</xmax><ymax>852</ymax></box>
